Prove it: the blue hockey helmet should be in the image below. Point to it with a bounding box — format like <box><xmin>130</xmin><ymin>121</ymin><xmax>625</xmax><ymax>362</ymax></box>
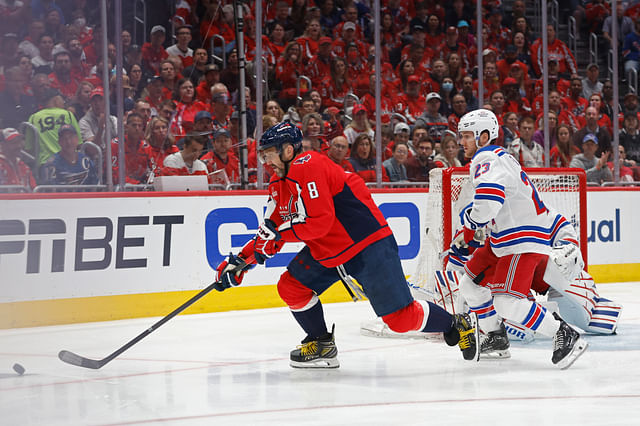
<box><xmin>259</xmin><ymin>121</ymin><xmax>302</xmax><ymax>152</ymax></box>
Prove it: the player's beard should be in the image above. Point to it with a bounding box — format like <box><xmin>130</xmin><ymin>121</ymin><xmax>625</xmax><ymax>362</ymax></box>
<box><xmin>273</xmin><ymin>163</ymin><xmax>286</xmax><ymax>177</ymax></box>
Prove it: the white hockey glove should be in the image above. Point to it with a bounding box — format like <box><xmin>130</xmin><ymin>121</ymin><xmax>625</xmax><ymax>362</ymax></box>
<box><xmin>550</xmin><ymin>240</ymin><xmax>584</xmax><ymax>281</ymax></box>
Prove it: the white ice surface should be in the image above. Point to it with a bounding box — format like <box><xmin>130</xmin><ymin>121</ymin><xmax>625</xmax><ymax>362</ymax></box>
<box><xmin>1</xmin><ymin>282</ymin><xmax>639</xmax><ymax>426</ymax></box>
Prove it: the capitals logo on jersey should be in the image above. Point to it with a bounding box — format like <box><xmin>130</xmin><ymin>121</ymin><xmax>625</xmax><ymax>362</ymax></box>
<box><xmin>293</xmin><ymin>154</ymin><xmax>312</xmax><ymax>165</ymax></box>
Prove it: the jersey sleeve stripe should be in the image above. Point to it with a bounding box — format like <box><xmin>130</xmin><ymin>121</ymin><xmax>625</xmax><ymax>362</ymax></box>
<box><xmin>474</xmin><ymin>194</ymin><xmax>505</xmax><ymax>204</ymax></box>
<box><xmin>476</xmin><ymin>187</ymin><xmax>506</xmax><ymax>197</ymax></box>
<box><xmin>476</xmin><ymin>182</ymin><xmax>506</xmax><ymax>191</ymax></box>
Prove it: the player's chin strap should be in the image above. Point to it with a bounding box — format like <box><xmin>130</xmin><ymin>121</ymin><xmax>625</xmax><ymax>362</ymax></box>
<box><xmin>336</xmin><ymin>264</ymin><xmax>366</xmax><ymax>302</ymax></box>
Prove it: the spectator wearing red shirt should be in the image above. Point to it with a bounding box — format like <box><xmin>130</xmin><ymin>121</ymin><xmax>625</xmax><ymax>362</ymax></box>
<box><xmin>305</xmin><ymin>36</ymin><xmax>334</xmax><ymax>88</ymax></box>
<box><xmin>395</xmin><ymin>75</ymin><xmax>426</xmax><ymax>124</ymax></box>
<box><xmin>487</xmin><ymin>7</ymin><xmax>512</xmax><ymax>51</ymax></box>
<box><xmin>474</xmin><ymin>61</ymin><xmax>500</xmax><ymax>103</ymax></box>
<box><xmin>332</xmin><ymin>3</ymin><xmax>364</xmax><ymax>40</ymax></box>
<box><xmin>404</xmin><ymin>41</ymin><xmax>434</xmax><ymax>81</ymax></box>
<box><xmin>159</xmin><ymin>60</ymin><xmax>179</xmax><ymax>100</ymax></box>
<box><xmin>0</xmin><ymin>128</ymin><xmax>35</xmax><ymax>188</ymax></box>
<box><xmin>588</xmin><ymin>92</ymin><xmax>613</xmax><ymax>136</ymax></box>
<box><xmin>195</xmin><ymin>63</ymin><xmax>220</xmax><ymax>104</ymax></box>
<box><xmin>141</xmin><ymin>25</ymin><xmax>169</xmax><ymax>76</ymax></box>
<box><xmin>166</xmin><ymin>25</ymin><xmax>194</xmax><ymax>68</ymax></box>
<box><xmin>66</xmin><ymin>38</ymin><xmax>90</xmax><ymax>82</ymax></box>
<box><xmin>448</xmin><ymin>93</ymin><xmax>467</xmax><ymax>132</ymax></box>
<box><xmin>382</xmin><ymin>0</ymin><xmax>411</xmax><ymax>34</ymax></box>
<box><xmin>362</xmin><ymin>74</ymin><xmax>395</xmax><ymax>123</ymax></box>
<box><xmin>171</xmin><ymin>78</ymin><xmax>208</xmax><ymax>137</ymax></box>
<box><xmin>562</xmin><ymin>77</ymin><xmax>589</xmax><ymax>120</ymax></box>
<box><xmin>298</xmin><ymin>18</ymin><xmax>323</xmax><ymax>62</ymax></box>
<box><xmin>144</xmin><ymin>116</ymin><xmax>179</xmax><ymax>177</ymax></box>
<box><xmin>532</xmin><ymin>59</ymin><xmax>570</xmax><ymax>98</ymax></box>
<box><xmin>381</xmin><ymin>11</ymin><xmax>402</xmax><ymax>61</ymax></box>
<box><xmin>319</xmin><ymin>56</ymin><xmax>351</xmax><ymax>110</ymax></box>
<box><xmin>332</xmin><ymin>21</ymin><xmax>368</xmax><ymax>59</ymax></box>
<box><xmin>48</xmin><ymin>51</ymin><xmax>78</xmax><ymax>99</ymax></box>
<box><xmin>345</xmin><ymin>43</ymin><xmax>369</xmax><ymax>97</ymax></box>
<box><xmin>438</xmin><ymin>26</ymin><xmax>470</xmax><ymax>71</ymax></box>
<box><xmin>550</xmin><ymin>123</ymin><xmax>580</xmax><ymax>168</ymax></box>
<box><xmin>425</xmin><ymin>14</ymin><xmax>444</xmax><ymax>48</ymax></box>
<box><xmin>446</xmin><ymin>51</ymin><xmax>466</xmax><ymax>90</ymax></box>
<box><xmin>111</xmin><ymin>113</ymin><xmax>151</xmax><ymax>184</ymax></box>
<box><xmin>497</xmin><ymin>44</ymin><xmax>529</xmax><ymax>81</ymax></box>
<box><xmin>275</xmin><ymin>41</ymin><xmax>307</xmax><ymax>102</ymax></box>
<box><xmin>502</xmin><ymin>77</ymin><xmax>532</xmax><ymax>117</ymax></box>
<box><xmin>201</xmin><ymin>128</ymin><xmax>239</xmax><ymax>182</ymax></box>
<box><xmin>326</xmin><ymin>135</ymin><xmax>354</xmax><ymax>172</ymax></box>
<box><xmin>531</xmin><ymin>25</ymin><xmax>578</xmax><ymax>77</ymax></box>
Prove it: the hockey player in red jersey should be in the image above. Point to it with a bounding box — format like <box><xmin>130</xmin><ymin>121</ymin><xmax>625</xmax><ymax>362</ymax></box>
<box><xmin>214</xmin><ymin>122</ymin><xmax>480</xmax><ymax>368</ymax></box>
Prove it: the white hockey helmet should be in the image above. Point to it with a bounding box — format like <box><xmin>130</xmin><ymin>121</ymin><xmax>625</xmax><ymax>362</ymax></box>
<box><xmin>457</xmin><ymin>109</ymin><xmax>499</xmax><ymax>147</ymax></box>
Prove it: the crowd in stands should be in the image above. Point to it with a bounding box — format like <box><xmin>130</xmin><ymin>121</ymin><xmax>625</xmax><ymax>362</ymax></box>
<box><xmin>1</xmin><ymin>0</ymin><xmax>640</xmax><ymax>192</ymax></box>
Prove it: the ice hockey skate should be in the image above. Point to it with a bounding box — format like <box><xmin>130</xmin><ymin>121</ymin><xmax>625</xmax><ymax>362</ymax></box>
<box><xmin>444</xmin><ymin>312</ymin><xmax>480</xmax><ymax>361</ymax></box>
<box><xmin>552</xmin><ymin>313</ymin><xmax>588</xmax><ymax>370</ymax></box>
<box><xmin>480</xmin><ymin>322</ymin><xmax>511</xmax><ymax>359</ymax></box>
<box><xmin>290</xmin><ymin>325</ymin><xmax>339</xmax><ymax>368</ymax></box>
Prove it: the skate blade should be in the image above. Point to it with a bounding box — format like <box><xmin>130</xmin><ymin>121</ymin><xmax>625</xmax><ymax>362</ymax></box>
<box><xmin>557</xmin><ymin>338</ymin><xmax>589</xmax><ymax>370</ymax></box>
<box><xmin>480</xmin><ymin>349</ymin><xmax>511</xmax><ymax>359</ymax></box>
<box><xmin>360</xmin><ymin>325</ymin><xmax>443</xmax><ymax>341</ymax></box>
<box><xmin>290</xmin><ymin>358</ymin><xmax>340</xmax><ymax>369</ymax></box>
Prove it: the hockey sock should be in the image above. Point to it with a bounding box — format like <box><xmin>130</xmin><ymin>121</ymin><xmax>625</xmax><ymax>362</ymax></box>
<box><xmin>493</xmin><ymin>295</ymin><xmax>560</xmax><ymax>337</ymax></box>
<box><xmin>468</xmin><ymin>300</ymin><xmax>501</xmax><ymax>333</ymax></box>
<box><xmin>459</xmin><ymin>274</ymin><xmax>501</xmax><ymax>332</ymax></box>
<box><xmin>422</xmin><ymin>301</ymin><xmax>454</xmax><ymax>333</ymax></box>
<box><xmin>291</xmin><ymin>298</ymin><xmax>328</xmax><ymax>340</ymax></box>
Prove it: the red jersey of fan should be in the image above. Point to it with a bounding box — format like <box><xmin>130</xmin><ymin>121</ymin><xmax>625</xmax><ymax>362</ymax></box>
<box><xmin>0</xmin><ymin>155</ymin><xmax>35</xmax><ymax>188</ymax></box>
<box><xmin>110</xmin><ymin>137</ymin><xmax>150</xmax><ymax>184</ymax></box>
<box><xmin>201</xmin><ymin>150</ymin><xmax>240</xmax><ymax>183</ymax></box>
<box><xmin>145</xmin><ymin>144</ymin><xmax>179</xmax><ymax>176</ymax></box>
<box><xmin>531</xmin><ymin>38</ymin><xmax>578</xmax><ymax>76</ymax></box>
<box><xmin>305</xmin><ymin>54</ymin><xmax>332</xmax><ymax>88</ymax></box>
<box><xmin>561</xmin><ymin>96</ymin><xmax>589</xmax><ymax>118</ymax></box>
<box><xmin>141</xmin><ymin>43</ymin><xmax>168</xmax><ymax>75</ymax></box>
<box><xmin>265</xmin><ymin>151</ymin><xmax>392</xmax><ymax>268</ymax></box>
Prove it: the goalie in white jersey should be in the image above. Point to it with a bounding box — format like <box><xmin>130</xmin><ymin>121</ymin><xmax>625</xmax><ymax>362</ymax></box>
<box><xmin>455</xmin><ymin>109</ymin><xmax>589</xmax><ymax>369</ymax></box>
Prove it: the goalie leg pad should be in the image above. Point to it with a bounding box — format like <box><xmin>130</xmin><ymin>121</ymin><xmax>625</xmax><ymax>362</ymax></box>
<box><xmin>544</xmin><ymin>266</ymin><xmax>622</xmax><ymax>334</ymax></box>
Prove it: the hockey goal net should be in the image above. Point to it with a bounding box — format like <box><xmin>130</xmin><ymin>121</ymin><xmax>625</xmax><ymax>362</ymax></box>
<box><xmin>410</xmin><ymin>167</ymin><xmax>588</xmax><ymax>291</ymax></box>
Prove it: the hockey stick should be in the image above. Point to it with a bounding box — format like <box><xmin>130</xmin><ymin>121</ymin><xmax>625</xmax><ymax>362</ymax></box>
<box><xmin>58</xmin><ymin>256</ymin><xmax>253</xmax><ymax>369</ymax></box>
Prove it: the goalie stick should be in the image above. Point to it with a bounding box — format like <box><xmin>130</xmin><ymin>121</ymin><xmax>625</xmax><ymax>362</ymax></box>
<box><xmin>58</xmin><ymin>255</ymin><xmax>253</xmax><ymax>369</ymax></box>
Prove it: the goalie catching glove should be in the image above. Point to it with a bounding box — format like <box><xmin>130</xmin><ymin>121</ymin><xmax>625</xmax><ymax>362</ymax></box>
<box><xmin>551</xmin><ymin>240</ymin><xmax>584</xmax><ymax>281</ymax></box>
<box><xmin>254</xmin><ymin>219</ymin><xmax>284</xmax><ymax>264</ymax></box>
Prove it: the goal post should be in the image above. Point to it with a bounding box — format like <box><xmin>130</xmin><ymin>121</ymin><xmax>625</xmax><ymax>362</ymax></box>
<box><xmin>411</xmin><ymin>167</ymin><xmax>588</xmax><ymax>291</ymax></box>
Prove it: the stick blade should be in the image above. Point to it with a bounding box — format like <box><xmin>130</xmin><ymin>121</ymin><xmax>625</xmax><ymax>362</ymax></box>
<box><xmin>58</xmin><ymin>350</ymin><xmax>104</xmax><ymax>369</ymax></box>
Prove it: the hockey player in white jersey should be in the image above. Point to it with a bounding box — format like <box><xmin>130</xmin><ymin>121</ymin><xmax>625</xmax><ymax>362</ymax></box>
<box><xmin>454</xmin><ymin>109</ymin><xmax>589</xmax><ymax>369</ymax></box>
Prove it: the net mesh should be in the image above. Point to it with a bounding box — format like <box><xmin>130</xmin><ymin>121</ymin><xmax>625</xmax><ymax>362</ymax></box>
<box><xmin>411</xmin><ymin>168</ymin><xmax>584</xmax><ymax>291</ymax></box>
